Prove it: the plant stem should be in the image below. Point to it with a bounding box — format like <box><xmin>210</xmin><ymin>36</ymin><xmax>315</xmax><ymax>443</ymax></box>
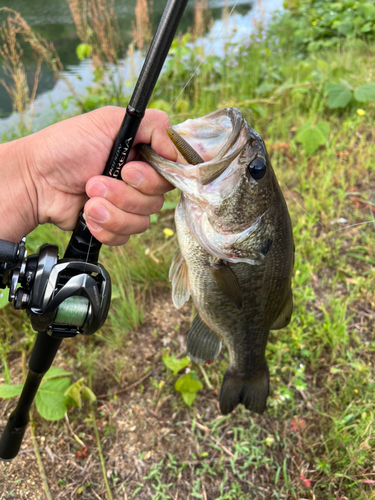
<box><xmin>90</xmin><ymin>406</ymin><xmax>114</xmax><ymax>500</ymax></box>
<box><xmin>30</xmin><ymin>414</ymin><xmax>53</xmax><ymax>500</ymax></box>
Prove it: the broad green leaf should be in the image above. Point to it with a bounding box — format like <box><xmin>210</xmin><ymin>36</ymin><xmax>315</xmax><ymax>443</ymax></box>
<box><xmin>76</xmin><ymin>43</ymin><xmax>92</xmax><ymax>60</ymax></box>
<box><xmin>324</xmin><ymin>83</ymin><xmax>352</xmax><ymax>109</ymax></box>
<box><xmin>181</xmin><ymin>392</ymin><xmax>196</xmax><ymax>407</ymax></box>
<box><xmin>0</xmin><ymin>383</ymin><xmax>23</xmax><ymax>399</ymax></box>
<box><xmin>35</xmin><ymin>378</ymin><xmax>71</xmax><ymax>420</ymax></box>
<box><xmin>339</xmin><ymin>79</ymin><xmax>354</xmax><ymax>91</ymax></box>
<box><xmin>315</xmin><ymin>121</ymin><xmax>331</xmax><ymax>139</ymax></box>
<box><xmin>354</xmin><ymin>83</ymin><xmax>375</xmax><ymax>103</ymax></box>
<box><xmin>294</xmin><ymin>120</ymin><xmax>312</xmax><ymax>138</ymax></box>
<box><xmin>295</xmin><ymin>123</ymin><xmax>327</xmax><ymax>157</ymax></box>
<box><xmin>44</xmin><ymin>366</ymin><xmax>73</xmax><ymax>380</ymax></box>
<box><xmin>162</xmin><ymin>355</ymin><xmax>190</xmax><ymax>375</ymax></box>
<box><xmin>360</xmin><ymin>22</ymin><xmax>373</xmax><ymax>33</ymax></box>
<box><xmin>0</xmin><ymin>289</ymin><xmax>9</xmax><ymax>309</ymax></box>
<box><xmin>175</xmin><ymin>372</ymin><xmax>203</xmax><ymax>407</ymax></box>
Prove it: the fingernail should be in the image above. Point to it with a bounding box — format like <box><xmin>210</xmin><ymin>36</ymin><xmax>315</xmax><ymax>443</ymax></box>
<box><xmin>87</xmin><ymin>180</ymin><xmax>107</xmax><ymax>198</ymax></box>
<box><xmin>87</xmin><ymin>220</ymin><xmax>103</xmax><ymax>232</ymax></box>
<box><xmin>87</xmin><ymin>205</ymin><xmax>109</xmax><ymax>223</ymax></box>
<box><xmin>123</xmin><ymin>169</ymin><xmax>143</xmax><ymax>187</ymax></box>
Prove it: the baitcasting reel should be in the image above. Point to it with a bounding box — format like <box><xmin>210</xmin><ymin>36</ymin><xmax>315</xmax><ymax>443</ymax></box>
<box><xmin>0</xmin><ymin>237</ymin><xmax>111</xmax><ymax>338</ymax></box>
<box><xmin>0</xmin><ymin>236</ymin><xmax>111</xmax><ymax>461</ymax></box>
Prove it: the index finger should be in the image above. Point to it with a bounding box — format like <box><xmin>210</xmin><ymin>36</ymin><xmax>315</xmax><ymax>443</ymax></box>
<box><xmin>129</xmin><ymin>109</ymin><xmax>178</xmax><ymax>162</ymax></box>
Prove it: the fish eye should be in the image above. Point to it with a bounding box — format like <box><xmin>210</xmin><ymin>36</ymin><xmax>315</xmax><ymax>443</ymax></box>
<box><xmin>248</xmin><ymin>157</ymin><xmax>266</xmax><ymax>180</ymax></box>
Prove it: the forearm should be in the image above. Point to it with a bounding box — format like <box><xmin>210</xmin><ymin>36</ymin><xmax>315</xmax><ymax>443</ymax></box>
<box><xmin>0</xmin><ymin>136</ymin><xmax>38</xmax><ymax>242</ymax></box>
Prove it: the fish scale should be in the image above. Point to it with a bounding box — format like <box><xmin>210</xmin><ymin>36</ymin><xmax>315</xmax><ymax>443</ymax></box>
<box><xmin>138</xmin><ymin>108</ymin><xmax>294</xmax><ymax>415</ymax></box>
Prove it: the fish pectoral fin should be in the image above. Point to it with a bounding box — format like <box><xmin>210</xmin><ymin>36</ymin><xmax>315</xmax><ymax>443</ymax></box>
<box><xmin>270</xmin><ymin>289</ymin><xmax>293</xmax><ymax>330</ymax></box>
<box><xmin>169</xmin><ymin>248</ymin><xmax>191</xmax><ymax>309</ymax></box>
<box><xmin>219</xmin><ymin>366</ymin><xmax>269</xmax><ymax>415</ymax></box>
<box><xmin>208</xmin><ymin>261</ymin><xmax>242</xmax><ymax>309</ymax></box>
<box><xmin>187</xmin><ymin>314</ymin><xmax>222</xmax><ymax>364</ymax></box>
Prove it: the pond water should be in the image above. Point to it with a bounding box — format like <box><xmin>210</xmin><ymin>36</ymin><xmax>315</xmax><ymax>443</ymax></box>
<box><xmin>0</xmin><ymin>0</ymin><xmax>283</xmax><ymax>134</ymax></box>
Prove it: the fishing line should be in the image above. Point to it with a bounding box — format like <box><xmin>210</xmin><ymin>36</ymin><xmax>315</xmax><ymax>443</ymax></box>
<box><xmin>168</xmin><ymin>0</ymin><xmax>241</xmax><ymax>113</ymax></box>
<box><xmin>325</xmin><ymin>220</ymin><xmax>375</xmax><ymax>237</ymax></box>
<box><xmin>86</xmin><ymin>233</ymin><xmax>93</xmax><ymax>264</ymax></box>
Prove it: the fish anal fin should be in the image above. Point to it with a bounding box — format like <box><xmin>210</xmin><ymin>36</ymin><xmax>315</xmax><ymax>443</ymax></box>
<box><xmin>271</xmin><ymin>289</ymin><xmax>293</xmax><ymax>330</ymax></box>
<box><xmin>169</xmin><ymin>248</ymin><xmax>190</xmax><ymax>309</ymax></box>
<box><xmin>187</xmin><ymin>314</ymin><xmax>222</xmax><ymax>364</ymax></box>
<box><xmin>208</xmin><ymin>261</ymin><xmax>242</xmax><ymax>309</ymax></box>
<box><xmin>219</xmin><ymin>366</ymin><xmax>269</xmax><ymax>415</ymax></box>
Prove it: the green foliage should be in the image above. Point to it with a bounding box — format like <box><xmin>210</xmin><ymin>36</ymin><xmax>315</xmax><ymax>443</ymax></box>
<box><xmin>76</xmin><ymin>43</ymin><xmax>93</xmax><ymax>61</ymax></box>
<box><xmin>0</xmin><ymin>366</ymin><xmax>95</xmax><ymax>421</ymax></box>
<box><xmin>325</xmin><ymin>81</ymin><xmax>375</xmax><ymax>109</ymax></box>
<box><xmin>162</xmin><ymin>355</ymin><xmax>190</xmax><ymax>375</ymax></box>
<box><xmin>0</xmin><ymin>382</ymin><xmax>23</xmax><ymax>398</ymax></box>
<box><xmin>325</xmin><ymin>82</ymin><xmax>353</xmax><ymax>109</ymax></box>
<box><xmin>36</xmin><ymin>376</ymin><xmax>72</xmax><ymax>420</ymax></box>
<box><xmin>295</xmin><ymin>120</ymin><xmax>330</xmax><ymax>156</ymax></box>
<box><xmin>354</xmin><ymin>82</ymin><xmax>375</xmax><ymax>102</ymax></box>
<box><xmin>162</xmin><ymin>355</ymin><xmax>203</xmax><ymax>407</ymax></box>
<box><xmin>284</xmin><ymin>0</ymin><xmax>375</xmax><ymax>52</ymax></box>
<box><xmin>0</xmin><ymin>289</ymin><xmax>9</xmax><ymax>309</ymax></box>
<box><xmin>64</xmin><ymin>377</ymin><xmax>96</xmax><ymax>408</ymax></box>
<box><xmin>174</xmin><ymin>371</ymin><xmax>203</xmax><ymax>407</ymax></box>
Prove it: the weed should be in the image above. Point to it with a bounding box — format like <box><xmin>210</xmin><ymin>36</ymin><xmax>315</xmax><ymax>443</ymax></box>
<box><xmin>0</xmin><ymin>8</ymin><xmax>63</xmax><ymax>132</ymax></box>
<box><xmin>132</xmin><ymin>0</ymin><xmax>152</xmax><ymax>53</ymax></box>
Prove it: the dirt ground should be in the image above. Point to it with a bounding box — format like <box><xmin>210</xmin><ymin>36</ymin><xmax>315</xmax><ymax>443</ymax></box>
<box><xmin>0</xmin><ymin>289</ymin><xmax>364</xmax><ymax>500</ymax></box>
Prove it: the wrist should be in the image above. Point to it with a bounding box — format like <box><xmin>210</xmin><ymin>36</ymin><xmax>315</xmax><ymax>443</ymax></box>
<box><xmin>0</xmin><ymin>136</ymin><xmax>38</xmax><ymax>242</ymax></box>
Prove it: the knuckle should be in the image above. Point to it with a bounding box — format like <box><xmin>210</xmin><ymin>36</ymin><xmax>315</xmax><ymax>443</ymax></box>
<box><xmin>138</xmin><ymin>216</ymin><xmax>150</xmax><ymax>233</ymax></box>
<box><xmin>152</xmin><ymin>195</ymin><xmax>165</xmax><ymax>213</ymax></box>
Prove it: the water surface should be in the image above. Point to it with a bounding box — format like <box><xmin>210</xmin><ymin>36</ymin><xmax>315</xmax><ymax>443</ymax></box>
<box><xmin>0</xmin><ymin>0</ymin><xmax>282</xmax><ymax>134</ymax></box>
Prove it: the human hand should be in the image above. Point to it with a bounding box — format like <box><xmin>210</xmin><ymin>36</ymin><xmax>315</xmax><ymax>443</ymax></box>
<box><xmin>0</xmin><ymin>107</ymin><xmax>176</xmax><ymax>244</ymax></box>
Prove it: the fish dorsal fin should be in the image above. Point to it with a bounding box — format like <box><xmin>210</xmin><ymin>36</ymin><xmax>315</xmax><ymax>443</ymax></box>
<box><xmin>169</xmin><ymin>248</ymin><xmax>190</xmax><ymax>309</ymax></box>
<box><xmin>271</xmin><ymin>289</ymin><xmax>293</xmax><ymax>330</ymax></box>
<box><xmin>187</xmin><ymin>314</ymin><xmax>222</xmax><ymax>364</ymax></box>
<box><xmin>208</xmin><ymin>261</ymin><xmax>242</xmax><ymax>309</ymax></box>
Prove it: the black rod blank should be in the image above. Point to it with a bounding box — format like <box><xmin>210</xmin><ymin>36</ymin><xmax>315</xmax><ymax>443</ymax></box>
<box><xmin>65</xmin><ymin>0</ymin><xmax>189</xmax><ymax>262</ymax></box>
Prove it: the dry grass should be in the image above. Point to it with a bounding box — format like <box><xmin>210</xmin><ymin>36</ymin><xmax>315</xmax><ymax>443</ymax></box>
<box><xmin>193</xmin><ymin>0</ymin><xmax>209</xmax><ymax>39</ymax></box>
<box><xmin>132</xmin><ymin>0</ymin><xmax>153</xmax><ymax>52</ymax></box>
<box><xmin>67</xmin><ymin>0</ymin><xmax>121</xmax><ymax>67</ymax></box>
<box><xmin>0</xmin><ymin>8</ymin><xmax>62</xmax><ymax>126</ymax></box>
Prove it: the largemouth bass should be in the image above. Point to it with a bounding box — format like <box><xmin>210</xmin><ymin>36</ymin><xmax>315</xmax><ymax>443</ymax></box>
<box><xmin>139</xmin><ymin>108</ymin><xmax>294</xmax><ymax>415</ymax></box>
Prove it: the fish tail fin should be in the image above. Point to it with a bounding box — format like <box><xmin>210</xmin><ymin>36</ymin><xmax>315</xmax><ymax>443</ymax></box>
<box><xmin>219</xmin><ymin>366</ymin><xmax>269</xmax><ymax>415</ymax></box>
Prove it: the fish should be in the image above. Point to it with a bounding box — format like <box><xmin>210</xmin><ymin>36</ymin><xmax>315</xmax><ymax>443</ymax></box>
<box><xmin>138</xmin><ymin>108</ymin><xmax>294</xmax><ymax>415</ymax></box>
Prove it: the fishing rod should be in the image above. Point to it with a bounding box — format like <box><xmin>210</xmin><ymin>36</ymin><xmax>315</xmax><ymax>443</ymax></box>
<box><xmin>0</xmin><ymin>0</ymin><xmax>189</xmax><ymax>461</ymax></box>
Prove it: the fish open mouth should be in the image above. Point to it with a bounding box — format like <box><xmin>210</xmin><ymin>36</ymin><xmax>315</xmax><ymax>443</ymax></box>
<box><xmin>138</xmin><ymin>108</ymin><xmax>247</xmax><ymax>186</ymax></box>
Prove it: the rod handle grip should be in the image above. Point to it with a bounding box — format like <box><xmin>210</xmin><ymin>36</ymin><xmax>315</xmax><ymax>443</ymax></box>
<box><xmin>0</xmin><ymin>412</ymin><xmax>28</xmax><ymax>461</ymax></box>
